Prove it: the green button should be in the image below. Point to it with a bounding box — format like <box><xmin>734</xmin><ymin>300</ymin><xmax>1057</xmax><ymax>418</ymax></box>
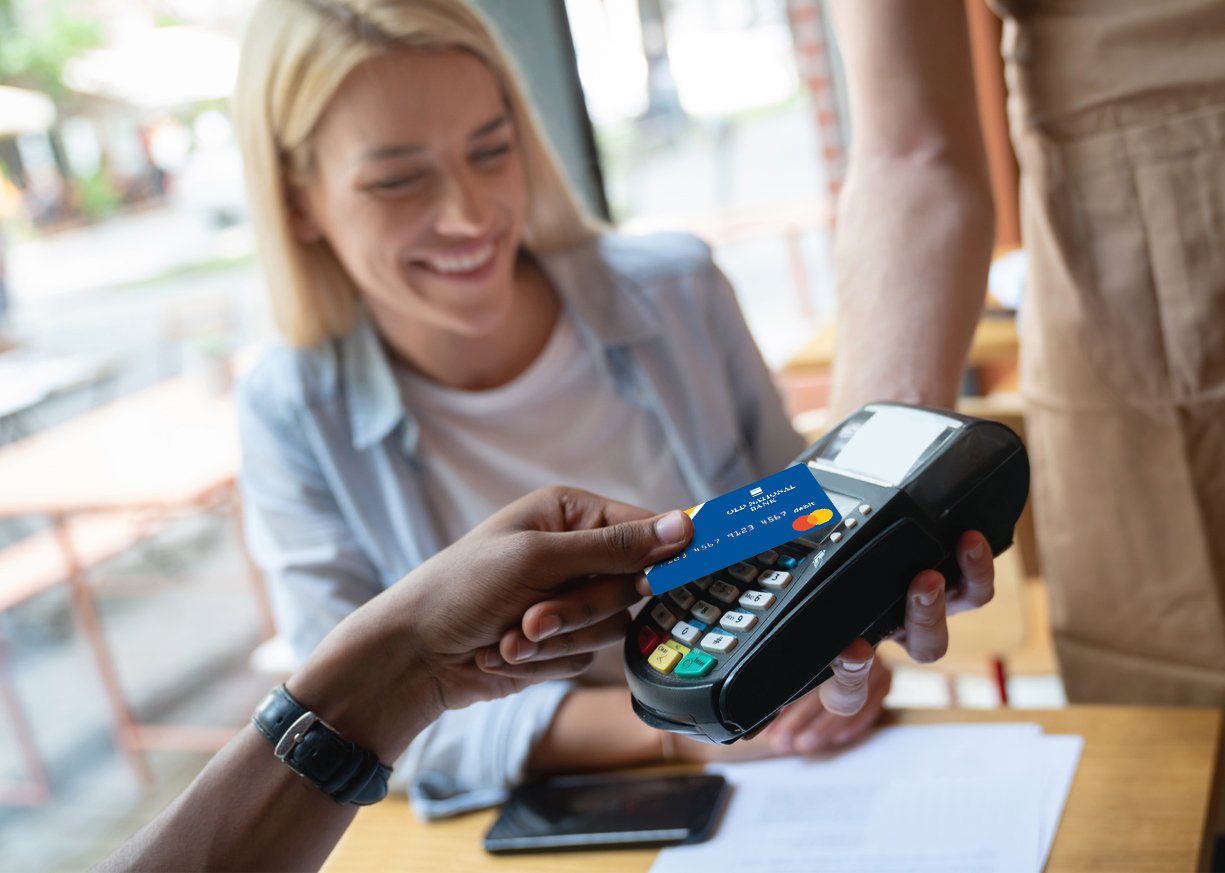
<box><xmin>675</xmin><ymin>651</ymin><xmax>717</xmax><ymax>678</ymax></box>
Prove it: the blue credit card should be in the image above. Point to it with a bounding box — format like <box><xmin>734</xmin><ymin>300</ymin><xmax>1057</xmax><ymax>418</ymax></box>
<box><xmin>645</xmin><ymin>464</ymin><xmax>842</xmax><ymax>595</ymax></box>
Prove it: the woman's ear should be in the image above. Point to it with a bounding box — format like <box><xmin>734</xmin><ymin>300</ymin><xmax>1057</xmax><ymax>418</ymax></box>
<box><xmin>285</xmin><ymin>183</ymin><xmax>324</xmax><ymax>244</ymax></box>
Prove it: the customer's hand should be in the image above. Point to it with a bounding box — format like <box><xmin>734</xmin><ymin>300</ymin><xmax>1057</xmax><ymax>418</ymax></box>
<box><xmin>291</xmin><ymin>486</ymin><xmax>693</xmax><ymax>762</ymax></box>
<box><xmin>406</xmin><ymin>486</ymin><xmax>694</xmax><ymax>709</ymax></box>
<box><xmin>105</xmin><ymin>487</ymin><xmax>692</xmax><ymax>873</ymax></box>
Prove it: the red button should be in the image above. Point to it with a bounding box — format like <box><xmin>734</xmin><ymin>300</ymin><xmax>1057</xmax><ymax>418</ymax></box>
<box><xmin>637</xmin><ymin>626</ymin><xmax>663</xmax><ymax>655</ymax></box>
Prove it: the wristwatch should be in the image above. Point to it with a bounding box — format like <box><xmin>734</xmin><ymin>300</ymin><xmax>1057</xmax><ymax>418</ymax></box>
<box><xmin>251</xmin><ymin>684</ymin><xmax>392</xmax><ymax>805</ymax></box>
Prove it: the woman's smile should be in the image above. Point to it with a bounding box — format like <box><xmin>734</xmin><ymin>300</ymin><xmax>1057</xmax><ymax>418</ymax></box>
<box><xmin>410</xmin><ymin>236</ymin><xmax>500</xmax><ymax>281</ymax></box>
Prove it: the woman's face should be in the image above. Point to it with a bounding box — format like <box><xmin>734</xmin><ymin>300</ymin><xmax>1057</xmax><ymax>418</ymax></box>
<box><xmin>296</xmin><ymin>49</ymin><xmax>530</xmax><ymax>339</ymax></box>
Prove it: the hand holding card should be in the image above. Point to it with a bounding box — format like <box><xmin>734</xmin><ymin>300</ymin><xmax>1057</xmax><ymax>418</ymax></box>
<box><xmin>644</xmin><ymin>465</ymin><xmax>842</xmax><ymax>595</ymax></box>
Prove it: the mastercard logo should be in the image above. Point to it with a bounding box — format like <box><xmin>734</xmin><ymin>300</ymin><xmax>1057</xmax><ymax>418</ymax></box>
<box><xmin>792</xmin><ymin>508</ymin><xmax>835</xmax><ymax>532</ymax></box>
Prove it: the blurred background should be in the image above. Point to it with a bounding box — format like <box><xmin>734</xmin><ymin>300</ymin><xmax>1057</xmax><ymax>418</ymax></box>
<box><xmin>0</xmin><ymin>1</ymin><xmax>1043</xmax><ymax>869</ymax></box>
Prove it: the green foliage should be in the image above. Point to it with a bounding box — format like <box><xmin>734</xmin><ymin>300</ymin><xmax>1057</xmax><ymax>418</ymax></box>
<box><xmin>0</xmin><ymin>0</ymin><xmax>104</xmax><ymax>101</ymax></box>
<box><xmin>76</xmin><ymin>167</ymin><xmax>121</xmax><ymax>220</ymax></box>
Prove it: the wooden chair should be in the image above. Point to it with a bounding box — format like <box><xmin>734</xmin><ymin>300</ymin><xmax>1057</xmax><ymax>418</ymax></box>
<box><xmin>0</xmin><ymin>512</ymin><xmax>159</xmax><ymax>804</ymax></box>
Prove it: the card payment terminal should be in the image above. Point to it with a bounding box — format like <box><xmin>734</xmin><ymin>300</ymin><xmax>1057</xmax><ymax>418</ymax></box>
<box><xmin>624</xmin><ymin>403</ymin><xmax>1029</xmax><ymax>744</ymax></box>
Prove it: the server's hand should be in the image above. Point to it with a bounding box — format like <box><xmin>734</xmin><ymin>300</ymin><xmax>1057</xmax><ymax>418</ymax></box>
<box><xmin>884</xmin><ymin>529</ymin><xmax>995</xmax><ymax>665</ymax></box>
<box><xmin>795</xmin><ymin>529</ymin><xmax>994</xmax><ymax>727</ymax></box>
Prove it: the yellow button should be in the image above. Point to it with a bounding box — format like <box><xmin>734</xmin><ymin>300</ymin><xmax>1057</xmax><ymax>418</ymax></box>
<box><xmin>663</xmin><ymin>639</ymin><xmax>691</xmax><ymax>657</ymax></box>
<box><xmin>648</xmin><ymin>644</ymin><xmax>683</xmax><ymax>674</ymax></box>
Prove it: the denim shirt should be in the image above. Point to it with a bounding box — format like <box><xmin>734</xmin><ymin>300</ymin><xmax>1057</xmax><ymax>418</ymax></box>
<box><xmin>237</xmin><ymin>231</ymin><xmax>803</xmax><ymax>817</ymax></box>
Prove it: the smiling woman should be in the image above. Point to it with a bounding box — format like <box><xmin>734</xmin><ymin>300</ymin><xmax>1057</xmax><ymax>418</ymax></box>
<box><xmin>228</xmin><ymin>0</ymin><xmax>899</xmax><ymax>823</ymax></box>
<box><xmin>291</xmin><ymin>49</ymin><xmax>554</xmax><ymax>389</ymax></box>
<box><xmin>233</xmin><ymin>0</ymin><xmax>595</xmax><ymax>352</ymax></box>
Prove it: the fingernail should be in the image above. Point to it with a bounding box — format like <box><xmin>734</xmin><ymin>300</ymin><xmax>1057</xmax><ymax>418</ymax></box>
<box><xmin>538</xmin><ymin>615</ymin><xmax>562</xmax><ymax>640</ymax></box>
<box><xmin>514</xmin><ymin>640</ymin><xmax>537</xmax><ymax>662</ymax></box>
<box><xmin>838</xmin><ymin>659</ymin><xmax>869</xmax><ymax>672</ymax></box>
<box><xmin>915</xmin><ymin>584</ymin><xmax>940</xmax><ymax>607</ymax></box>
<box><xmin>773</xmin><ymin>732</ymin><xmax>793</xmax><ymax>754</ymax></box>
<box><xmin>968</xmin><ymin>541</ymin><xmax>985</xmax><ymax>561</ymax></box>
<box><xmin>832</xmin><ymin>730</ymin><xmax>854</xmax><ymax>746</ymax></box>
<box><xmin>654</xmin><ymin>511</ymin><xmax>687</xmax><ymax>545</ymax></box>
<box><xmin>483</xmin><ymin>650</ymin><xmax>504</xmax><ymax>669</ymax></box>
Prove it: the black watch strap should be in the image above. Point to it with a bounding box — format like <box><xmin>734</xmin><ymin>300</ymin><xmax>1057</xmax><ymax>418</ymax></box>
<box><xmin>252</xmin><ymin>684</ymin><xmax>392</xmax><ymax>806</ymax></box>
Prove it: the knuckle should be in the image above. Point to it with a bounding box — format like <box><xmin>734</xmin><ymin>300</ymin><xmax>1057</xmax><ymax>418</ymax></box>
<box><xmin>824</xmin><ymin>693</ymin><xmax>862</xmax><ymax>717</ymax></box>
<box><xmin>578</xmin><ymin>597</ymin><xmax>597</xmax><ymax>629</ymax></box>
<box><xmin>907</xmin><ymin>608</ymin><xmax>943</xmax><ymax>631</ymax></box>
<box><xmin>836</xmin><ymin>671</ymin><xmax>869</xmax><ymax>694</ymax></box>
<box><xmin>910</xmin><ymin>637</ymin><xmax>949</xmax><ymax>664</ymax></box>
<box><xmin>553</xmin><ymin>486</ymin><xmax>589</xmax><ymax>530</ymax></box>
<box><xmin>971</xmin><ymin>584</ymin><xmax>995</xmax><ymax>607</ymax></box>
<box><xmin>510</xmin><ymin>529</ymin><xmax>547</xmax><ymax>565</ymax></box>
<box><xmin>560</xmin><ymin>653</ymin><xmax>594</xmax><ymax>676</ymax></box>
<box><xmin>602</xmin><ymin>521</ymin><xmax>639</xmax><ymax>556</ymax></box>
<box><xmin>602</xmin><ymin>610</ymin><xmax>631</xmax><ymax>637</ymax></box>
<box><xmin>552</xmin><ymin>632</ymin><xmax>574</xmax><ymax>657</ymax></box>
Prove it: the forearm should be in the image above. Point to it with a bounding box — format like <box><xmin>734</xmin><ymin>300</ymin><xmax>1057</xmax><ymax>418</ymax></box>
<box><xmin>526</xmin><ymin>686</ymin><xmax>664</xmax><ymax>774</ymax></box>
<box><xmin>826</xmin><ymin>0</ymin><xmax>994</xmax><ymax>421</ymax></box>
<box><xmin>99</xmin><ymin>729</ymin><xmax>357</xmax><ymax>873</ymax></box>
<box><xmin>102</xmin><ymin>598</ymin><xmax>442</xmax><ymax>872</ymax></box>
<box><xmin>830</xmin><ymin>155</ymin><xmax>994</xmax><ymax>419</ymax></box>
<box><xmin>100</xmin><ymin>489</ymin><xmax>693</xmax><ymax>870</ymax></box>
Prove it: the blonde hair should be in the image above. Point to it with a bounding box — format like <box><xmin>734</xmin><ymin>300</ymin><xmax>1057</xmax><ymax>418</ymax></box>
<box><xmin>233</xmin><ymin>0</ymin><xmax>601</xmax><ymax>347</ymax></box>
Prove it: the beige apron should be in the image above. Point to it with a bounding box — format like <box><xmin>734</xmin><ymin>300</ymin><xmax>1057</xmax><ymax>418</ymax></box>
<box><xmin>995</xmin><ymin>0</ymin><xmax>1225</xmax><ymax>703</ymax></box>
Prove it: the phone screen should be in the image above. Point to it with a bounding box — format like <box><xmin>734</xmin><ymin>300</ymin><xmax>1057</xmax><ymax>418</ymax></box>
<box><xmin>483</xmin><ymin>773</ymin><xmax>728</xmax><ymax>854</ymax></box>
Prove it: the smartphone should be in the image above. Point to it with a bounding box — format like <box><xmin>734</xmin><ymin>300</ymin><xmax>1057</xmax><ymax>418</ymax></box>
<box><xmin>482</xmin><ymin>772</ymin><xmax>729</xmax><ymax>854</ymax></box>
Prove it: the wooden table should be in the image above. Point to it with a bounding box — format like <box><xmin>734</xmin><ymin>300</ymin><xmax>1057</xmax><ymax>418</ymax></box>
<box><xmin>0</xmin><ymin>373</ymin><xmax>272</xmax><ymax>795</ymax></box>
<box><xmin>0</xmin><ymin>350</ymin><xmax>113</xmax><ymax>444</ymax></box>
<box><xmin>0</xmin><ymin>374</ymin><xmax>239</xmax><ymax>516</ymax></box>
<box><xmin>322</xmin><ymin>706</ymin><xmax>1223</xmax><ymax>873</ymax></box>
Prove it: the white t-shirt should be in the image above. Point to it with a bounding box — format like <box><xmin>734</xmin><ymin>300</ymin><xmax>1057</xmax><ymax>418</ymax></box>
<box><xmin>395</xmin><ymin>312</ymin><xmax>692</xmax><ymax>544</ymax></box>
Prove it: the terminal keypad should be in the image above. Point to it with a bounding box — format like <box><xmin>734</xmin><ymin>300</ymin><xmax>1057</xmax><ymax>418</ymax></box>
<box><xmin>640</xmin><ymin>544</ymin><xmax>813</xmax><ymax>679</ymax></box>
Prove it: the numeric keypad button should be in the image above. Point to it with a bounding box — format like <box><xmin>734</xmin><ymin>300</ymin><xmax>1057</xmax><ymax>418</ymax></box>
<box><xmin>700</xmin><ymin>632</ymin><xmax>738</xmax><ymax>654</ymax></box>
<box><xmin>725</xmin><ymin>562</ymin><xmax>758</xmax><ymax>584</ymax></box>
<box><xmin>719</xmin><ymin>611</ymin><xmax>757</xmax><ymax>632</ymax></box>
<box><xmin>671</xmin><ymin>620</ymin><xmax>701</xmax><ymax>646</ymax></box>
<box><xmin>690</xmin><ymin>600</ymin><xmax>722</xmax><ymax>625</ymax></box>
<box><xmin>739</xmin><ymin>590</ymin><xmax>776</xmax><ymax>610</ymax></box>
<box><xmin>650</xmin><ymin>602</ymin><xmax>678</xmax><ymax>632</ymax></box>
<box><xmin>668</xmin><ymin>587</ymin><xmax>696</xmax><ymax>611</ymax></box>
<box><xmin>708</xmin><ymin>580</ymin><xmax>741</xmax><ymax>604</ymax></box>
<box><xmin>759</xmin><ymin>570</ymin><xmax>792</xmax><ymax>590</ymax></box>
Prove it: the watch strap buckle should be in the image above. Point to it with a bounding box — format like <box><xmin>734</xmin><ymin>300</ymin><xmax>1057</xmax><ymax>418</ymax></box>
<box><xmin>274</xmin><ymin>710</ymin><xmax>322</xmax><ymax>761</ymax></box>
<box><xmin>253</xmin><ymin>684</ymin><xmax>392</xmax><ymax>806</ymax></box>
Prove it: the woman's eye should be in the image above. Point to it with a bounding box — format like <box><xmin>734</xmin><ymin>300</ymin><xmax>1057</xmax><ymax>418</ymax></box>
<box><xmin>471</xmin><ymin>143</ymin><xmax>512</xmax><ymax>165</ymax></box>
<box><xmin>368</xmin><ymin>173</ymin><xmax>426</xmax><ymax>193</ymax></box>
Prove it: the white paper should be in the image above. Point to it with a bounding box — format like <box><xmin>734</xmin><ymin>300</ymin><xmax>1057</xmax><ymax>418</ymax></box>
<box><xmin>651</xmin><ymin>724</ymin><xmax>1081</xmax><ymax>873</ymax></box>
<box><xmin>1039</xmin><ymin>735</ymin><xmax>1084</xmax><ymax>867</ymax></box>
